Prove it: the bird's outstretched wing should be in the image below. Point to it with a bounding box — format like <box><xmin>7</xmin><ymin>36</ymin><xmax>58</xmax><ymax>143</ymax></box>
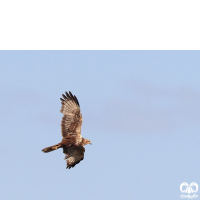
<box><xmin>63</xmin><ymin>146</ymin><xmax>85</xmax><ymax>169</ymax></box>
<box><xmin>60</xmin><ymin>91</ymin><xmax>83</xmax><ymax>138</ymax></box>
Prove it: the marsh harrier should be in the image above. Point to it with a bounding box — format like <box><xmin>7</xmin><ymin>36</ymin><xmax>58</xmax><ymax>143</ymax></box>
<box><xmin>42</xmin><ymin>91</ymin><xmax>92</xmax><ymax>169</ymax></box>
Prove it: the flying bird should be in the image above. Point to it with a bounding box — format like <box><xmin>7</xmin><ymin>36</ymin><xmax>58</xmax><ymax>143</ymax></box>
<box><xmin>42</xmin><ymin>91</ymin><xmax>92</xmax><ymax>169</ymax></box>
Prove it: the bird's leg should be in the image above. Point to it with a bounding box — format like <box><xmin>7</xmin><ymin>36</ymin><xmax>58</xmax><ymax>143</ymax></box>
<box><xmin>52</xmin><ymin>144</ymin><xmax>61</xmax><ymax>150</ymax></box>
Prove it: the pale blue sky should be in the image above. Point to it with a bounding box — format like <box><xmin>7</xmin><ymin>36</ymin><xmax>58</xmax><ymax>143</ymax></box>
<box><xmin>0</xmin><ymin>51</ymin><xmax>200</xmax><ymax>200</ymax></box>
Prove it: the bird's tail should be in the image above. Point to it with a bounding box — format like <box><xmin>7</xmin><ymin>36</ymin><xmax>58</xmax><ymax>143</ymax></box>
<box><xmin>42</xmin><ymin>143</ymin><xmax>62</xmax><ymax>153</ymax></box>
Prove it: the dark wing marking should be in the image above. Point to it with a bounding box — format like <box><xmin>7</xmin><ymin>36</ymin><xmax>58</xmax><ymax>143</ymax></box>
<box><xmin>63</xmin><ymin>146</ymin><xmax>85</xmax><ymax>169</ymax></box>
<box><xmin>60</xmin><ymin>91</ymin><xmax>83</xmax><ymax>138</ymax></box>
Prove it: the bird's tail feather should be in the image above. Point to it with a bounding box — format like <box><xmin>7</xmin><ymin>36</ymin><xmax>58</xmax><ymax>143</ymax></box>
<box><xmin>42</xmin><ymin>144</ymin><xmax>62</xmax><ymax>153</ymax></box>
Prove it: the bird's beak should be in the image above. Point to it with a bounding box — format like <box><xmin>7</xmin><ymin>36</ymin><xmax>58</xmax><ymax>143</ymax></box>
<box><xmin>90</xmin><ymin>142</ymin><xmax>92</xmax><ymax>145</ymax></box>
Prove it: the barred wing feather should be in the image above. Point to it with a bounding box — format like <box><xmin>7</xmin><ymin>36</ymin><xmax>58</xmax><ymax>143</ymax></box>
<box><xmin>60</xmin><ymin>91</ymin><xmax>83</xmax><ymax>138</ymax></box>
<box><xmin>63</xmin><ymin>146</ymin><xmax>85</xmax><ymax>169</ymax></box>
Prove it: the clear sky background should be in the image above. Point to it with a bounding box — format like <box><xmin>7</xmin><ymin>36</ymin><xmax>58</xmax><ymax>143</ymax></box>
<box><xmin>0</xmin><ymin>51</ymin><xmax>200</xmax><ymax>200</ymax></box>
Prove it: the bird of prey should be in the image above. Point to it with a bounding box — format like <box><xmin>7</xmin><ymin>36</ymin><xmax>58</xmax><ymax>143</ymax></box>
<box><xmin>42</xmin><ymin>91</ymin><xmax>92</xmax><ymax>169</ymax></box>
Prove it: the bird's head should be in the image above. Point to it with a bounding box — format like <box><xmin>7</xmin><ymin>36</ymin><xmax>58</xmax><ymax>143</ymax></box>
<box><xmin>83</xmin><ymin>139</ymin><xmax>92</xmax><ymax>145</ymax></box>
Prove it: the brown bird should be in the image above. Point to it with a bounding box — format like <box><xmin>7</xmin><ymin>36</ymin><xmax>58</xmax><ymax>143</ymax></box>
<box><xmin>42</xmin><ymin>91</ymin><xmax>92</xmax><ymax>169</ymax></box>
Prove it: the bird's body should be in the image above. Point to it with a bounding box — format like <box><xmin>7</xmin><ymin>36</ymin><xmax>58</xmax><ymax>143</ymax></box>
<box><xmin>42</xmin><ymin>91</ymin><xmax>92</xmax><ymax>169</ymax></box>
